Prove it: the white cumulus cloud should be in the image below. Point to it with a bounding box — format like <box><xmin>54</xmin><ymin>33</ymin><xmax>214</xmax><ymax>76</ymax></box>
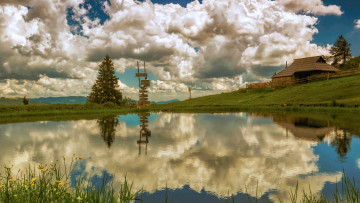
<box><xmin>355</xmin><ymin>19</ymin><xmax>360</xmax><ymax>29</ymax></box>
<box><xmin>276</xmin><ymin>0</ymin><xmax>343</xmax><ymax>16</ymax></box>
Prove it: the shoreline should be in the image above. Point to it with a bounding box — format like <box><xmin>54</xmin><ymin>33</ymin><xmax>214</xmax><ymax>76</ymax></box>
<box><xmin>1</xmin><ymin>104</ymin><xmax>359</xmax><ymax>124</ymax></box>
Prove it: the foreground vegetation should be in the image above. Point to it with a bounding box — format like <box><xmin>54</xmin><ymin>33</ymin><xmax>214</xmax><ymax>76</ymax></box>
<box><xmin>1</xmin><ymin>158</ymin><xmax>359</xmax><ymax>203</ymax></box>
<box><xmin>0</xmin><ymin>157</ymin><xmax>140</xmax><ymax>203</ymax></box>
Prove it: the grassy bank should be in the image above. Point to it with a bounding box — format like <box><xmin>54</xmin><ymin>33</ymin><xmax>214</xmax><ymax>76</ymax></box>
<box><xmin>0</xmin><ymin>103</ymin><xmax>147</xmax><ymax>121</ymax></box>
<box><xmin>152</xmin><ymin>74</ymin><xmax>360</xmax><ymax>113</ymax></box>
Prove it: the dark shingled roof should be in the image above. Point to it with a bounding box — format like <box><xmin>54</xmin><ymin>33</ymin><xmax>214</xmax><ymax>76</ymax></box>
<box><xmin>273</xmin><ymin>56</ymin><xmax>339</xmax><ymax>78</ymax></box>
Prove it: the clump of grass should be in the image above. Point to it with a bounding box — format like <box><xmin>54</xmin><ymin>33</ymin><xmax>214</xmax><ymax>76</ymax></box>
<box><xmin>0</xmin><ymin>156</ymin><xmax>141</xmax><ymax>202</ymax></box>
<box><xmin>286</xmin><ymin>171</ymin><xmax>359</xmax><ymax>203</ymax></box>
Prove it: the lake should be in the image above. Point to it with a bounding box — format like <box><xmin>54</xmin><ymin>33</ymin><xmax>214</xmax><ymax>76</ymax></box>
<box><xmin>0</xmin><ymin>112</ymin><xmax>359</xmax><ymax>202</ymax></box>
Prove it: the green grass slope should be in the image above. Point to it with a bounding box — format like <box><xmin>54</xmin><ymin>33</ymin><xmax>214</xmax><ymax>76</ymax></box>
<box><xmin>157</xmin><ymin>74</ymin><xmax>360</xmax><ymax>110</ymax></box>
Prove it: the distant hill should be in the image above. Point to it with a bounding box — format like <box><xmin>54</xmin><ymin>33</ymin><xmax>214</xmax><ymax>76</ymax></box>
<box><xmin>30</xmin><ymin>96</ymin><xmax>87</xmax><ymax>104</ymax></box>
<box><xmin>0</xmin><ymin>97</ymin><xmax>46</xmax><ymax>105</ymax></box>
<box><xmin>156</xmin><ymin>99</ymin><xmax>180</xmax><ymax>104</ymax></box>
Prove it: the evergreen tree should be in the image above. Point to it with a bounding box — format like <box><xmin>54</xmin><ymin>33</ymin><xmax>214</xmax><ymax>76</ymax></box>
<box><xmin>87</xmin><ymin>55</ymin><xmax>123</xmax><ymax>105</ymax></box>
<box><xmin>22</xmin><ymin>96</ymin><xmax>29</xmax><ymax>105</ymax></box>
<box><xmin>330</xmin><ymin>35</ymin><xmax>352</xmax><ymax>66</ymax></box>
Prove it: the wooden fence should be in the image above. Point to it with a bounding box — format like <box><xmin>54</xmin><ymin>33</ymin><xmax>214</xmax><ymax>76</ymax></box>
<box><xmin>246</xmin><ymin>68</ymin><xmax>360</xmax><ymax>88</ymax></box>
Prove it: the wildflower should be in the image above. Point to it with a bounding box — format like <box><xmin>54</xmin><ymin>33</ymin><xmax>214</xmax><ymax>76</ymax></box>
<box><xmin>59</xmin><ymin>183</ymin><xmax>64</xmax><ymax>186</ymax></box>
<box><xmin>64</xmin><ymin>182</ymin><xmax>70</xmax><ymax>185</ymax></box>
<box><xmin>24</xmin><ymin>185</ymin><xmax>29</xmax><ymax>189</ymax></box>
<box><xmin>42</xmin><ymin>169</ymin><xmax>47</xmax><ymax>173</ymax></box>
<box><xmin>50</xmin><ymin>167</ymin><xmax>55</xmax><ymax>170</ymax></box>
<box><xmin>53</xmin><ymin>188</ymin><xmax>56</xmax><ymax>192</ymax></box>
<box><xmin>9</xmin><ymin>179</ymin><xmax>14</xmax><ymax>183</ymax></box>
<box><xmin>77</xmin><ymin>157</ymin><xmax>83</xmax><ymax>160</ymax></box>
<box><xmin>66</xmin><ymin>190</ymin><xmax>70</xmax><ymax>194</ymax></box>
<box><xmin>76</xmin><ymin>196</ymin><xmax>83</xmax><ymax>201</ymax></box>
<box><xmin>31</xmin><ymin>177</ymin><xmax>37</xmax><ymax>183</ymax></box>
<box><xmin>37</xmin><ymin>165</ymin><xmax>45</xmax><ymax>170</ymax></box>
<box><xmin>13</xmin><ymin>194</ymin><xmax>17</xmax><ymax>197</ymax></box>
<box><xmin>0</xmin><ymin>185</ymin><xmax>4</xmax><ymax>189</ymax></box>
<box><xmin>4</xmin><ymin>166</ymin><xmax>10</xmax><ymax>169</ymax></box>
<box><xmin>31</xmin><ymin>183</ymin><xmax>35</xmax><ymax>187</ymax></box>
<box><xmin>56</xmin><ymin>180</ymin><xmax>62</xmax><ymax>183</ymax></box>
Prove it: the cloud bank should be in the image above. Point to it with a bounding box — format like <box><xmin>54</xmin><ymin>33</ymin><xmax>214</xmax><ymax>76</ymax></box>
<box><xmin>0</xmin><ymin>0</ymin><xmax>340</xmax><ymax>99</ymax></box>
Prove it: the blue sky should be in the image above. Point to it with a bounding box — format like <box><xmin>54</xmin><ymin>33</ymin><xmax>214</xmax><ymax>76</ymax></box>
<box><xmin>0</xmin><ymin>0</ymin><xmax>359</xmax><ymax>100</ymax></box>
<box><xmin>314</xmin><ymin>0</ymin><xmax>360</xmax><ymax>56</ymax></box>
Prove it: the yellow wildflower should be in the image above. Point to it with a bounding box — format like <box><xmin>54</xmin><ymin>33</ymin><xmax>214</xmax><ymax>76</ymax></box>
<box><xmin>4</xmin><ymin>166</ymin><xmax>10</xmax><ymax>169</ymax></box>
<box><xmin>42</xmin><ymin>169</ymin><xmax>47</xmax><ymax>173</ymax></box>
<box><xmin>53</xmin><ymin>188</ymin><xmax>56</xmax><ymax>192</ymax></box>
<box><xmin>59</xmin><ymin>183</ymin><xmax>64</xmax><ymax>186</ymax></box>
<box><xmin>56</xmin><ymin>180</ymin><xmax>62</xmax><ymax>183</ymax></box>
<box><xmin>37</xmin><ymin>165</ymin><xmax>45</xmax><ymax>170</ymax></box>
<box><xmin>31</xmin><ymin>183</ymin><xmax>34</xmax><ymax>187</ymax></box>
<box><xmin>0</xmin><ymin>185</ymin><xmax>4</xmax><ymax>189</ymax></box>
<box><xmin>9</xmin><ymin>179</ymin><xmax>14</xmax><ymax>183</ymax></box>
<box><xmin>76</xmin><ymin>196</ymin><xmax>83</xmax><ymax>201</ymax></box>
<box><xmin>24</xmin><ymin>185</ymin><xmax>29</xmax><ymax>189</ymax></box>
<box><xmin>77</xmin><ymin>157</ymin><xmax>83</xmax><ymax>160</ymax></box>
<box><xmin>66</xmin><ymin>190</ymin><xmax>70</xmax><ymax>194</ymax></box>
<box><xmin>31</xmin><ymin>177</ymin><xmax>37</xmax><ymax>183</ymax></box>
<box><xmin>50</xmin><ymin>167</ymin><xmax>55</xmax><ymax>170</ymax></box>
<box><xmin>64</xmin><ymin>182</ymin><xmax>70</xmax><ymax>185</ymax></box>
<box><xmin>13</xmin><ymin>194</ymin><xmax>17</xmax><ymax>197</ymax></box>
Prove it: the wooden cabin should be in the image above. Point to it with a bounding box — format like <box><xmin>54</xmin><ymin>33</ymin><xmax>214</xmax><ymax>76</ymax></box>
<box><xmin>272</xmin><ymin>56</ymin><xmax>339</xmax><ymax>85</ymax></box>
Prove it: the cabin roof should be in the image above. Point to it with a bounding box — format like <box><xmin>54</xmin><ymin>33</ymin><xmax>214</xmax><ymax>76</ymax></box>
<box><xmin>273</xmin><ymin>56</ymin><xmax>339</xmax><ymax>78</ymax></box>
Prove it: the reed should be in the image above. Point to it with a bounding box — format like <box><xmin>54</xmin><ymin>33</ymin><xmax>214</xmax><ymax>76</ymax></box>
<box><xmin>0</xmin><ymin>156</ymin><xmax>141</xmax><ymax>203</ymax></box>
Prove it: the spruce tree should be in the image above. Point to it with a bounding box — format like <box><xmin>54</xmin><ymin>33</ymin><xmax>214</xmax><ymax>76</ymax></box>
<box><xmin>87</xmin><ymin>55</ymin><xmax>123</xmax><ymax>105</ymax></box>
<box><xmin>330</xmin><ymin>35</ymin><xmax>352</xmax><ymax>66</ymax></box>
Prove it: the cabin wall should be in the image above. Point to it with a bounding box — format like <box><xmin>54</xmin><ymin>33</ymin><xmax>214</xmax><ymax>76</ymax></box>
<box><xmin>271</xmin><ymin>76</ymin><xmax>294</xmax><ymax>86</ymax></box>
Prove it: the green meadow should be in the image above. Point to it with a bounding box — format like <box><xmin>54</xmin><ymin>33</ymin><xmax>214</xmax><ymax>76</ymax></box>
<box><xmin>153</xmin><ymin>74</ymin><xmax>360</xmax><ymax>112</ymax></box>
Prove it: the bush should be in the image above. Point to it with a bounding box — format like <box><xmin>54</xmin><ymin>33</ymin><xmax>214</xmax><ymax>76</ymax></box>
<box><xmin>102</xmin><ymin>102</ymin><xmax>118</xmax><ymax>109</ymax></box>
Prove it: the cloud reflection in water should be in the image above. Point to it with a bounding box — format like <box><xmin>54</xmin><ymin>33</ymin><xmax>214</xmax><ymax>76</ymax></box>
<box><xmin>0</xmin><ymin>113</ymin><xmax>346</xmax><ymax>201</ymax></box>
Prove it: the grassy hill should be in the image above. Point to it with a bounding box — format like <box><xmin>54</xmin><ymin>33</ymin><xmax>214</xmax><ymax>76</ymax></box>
<box><xmin>155</xmin><ymin>74</ymin><xmax>360</xmax><ymax>111</ymax></box>
<box><xmin>30</xmin><ymin>96</ymin><xmax>87</xmax><ymax>104</ymax></box>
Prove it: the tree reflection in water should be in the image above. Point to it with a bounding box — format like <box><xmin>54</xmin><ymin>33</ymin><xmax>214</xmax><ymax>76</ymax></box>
<box><xmin>97</xmin><ymin>116</ymin><xmax>119</xmax><ymax>148</ymax></box>
<box><xmin>330</xmin><ymin>130</ymin><xmax>352</xmax><ymax>161</ymax></box>
<box><xmin>271</xmin><ymin>114</ymin><xmax>354</xmax><ymax>161</ymax></box>
<box><xmin>137</xmin><ymin>113</ymin><xmax>151</xmax><ymax>155</ymax></box>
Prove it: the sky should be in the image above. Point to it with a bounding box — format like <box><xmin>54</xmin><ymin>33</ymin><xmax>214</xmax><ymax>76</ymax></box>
<box><xmin>0</xmin><ymin>0</ymin><xmax>359</xmax><ymax>101</ymax></box>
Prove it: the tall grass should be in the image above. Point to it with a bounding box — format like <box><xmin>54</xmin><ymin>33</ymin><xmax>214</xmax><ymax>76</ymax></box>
<box><xmin>0</xmin><ymin>156</ymin><xmax>141</xmax><ymax>202</ymax></box>
<box><xmin>1</xmin><ymin>157</ymin><xmax>359</xmax><ymax>202</ymax></box>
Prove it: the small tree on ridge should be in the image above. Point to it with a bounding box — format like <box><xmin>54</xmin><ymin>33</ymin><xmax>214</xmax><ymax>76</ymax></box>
<box><xmin>22</xmin><ymin>96</ymin><xmax>29</xmax><ymax>105</ymax></box>
<box><xmin>330</xmin><ymin>35</ymin><xmax>352</xmax><ymax>66</ymax></box>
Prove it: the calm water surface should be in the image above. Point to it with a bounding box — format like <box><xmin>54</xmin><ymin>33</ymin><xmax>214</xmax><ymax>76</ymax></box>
<box><xmin>0</xmin><ymin>113</ymin><xmax>359</xmax><ymax>202</ymax></box>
